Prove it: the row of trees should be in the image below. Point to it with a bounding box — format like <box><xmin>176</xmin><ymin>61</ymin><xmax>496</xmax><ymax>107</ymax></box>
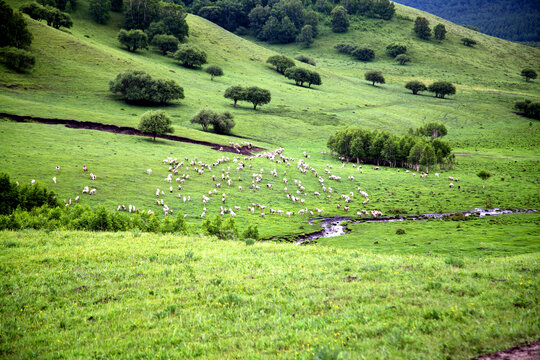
<box><xmin>327</xmin><ymin>124</ymin><xmax>453</xmax><ymax>171</ymax></box>
<box><xmin>190</xmin><ymin>110</ymin><xmax>235</xmax><ymax>134</ymax></box>
<box><xmin>109</xmin><ymin>70</ymin><xmax>184</xmax><ymax>104</ymax></box>
<box><xmin>414</xmin><ymin>17</ymin><xmax>446</xmax><ymax>41</ymax></box>
<box><xmin>267</xmin><ymin>55</ymin><xmax>321</xmax><ymax>88</ymax></box>
<box><xmin>20</xmin><ymin>2</ymin><xmax>73</xmax><ymax>29</ymax></box>
<box><xmin>405</xmin><ymin>80</ymin><xmax>456</xmax><ymax>98</ymax></box>
<box><xmin>224</xmin><ymin>85</ymin><xmax>271</xmax><ymax>109</ymax></box>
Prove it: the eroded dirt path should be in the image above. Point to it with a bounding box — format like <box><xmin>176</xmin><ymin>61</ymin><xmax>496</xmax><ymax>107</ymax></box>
<box><xmin>470</xmin><ymin>341</ymin><xmax>540</xmax><ymax>360</ymax></box>
<box><xmin>1</xmin><ymin>113</ymin><xmax>266</xmax><ymax>155</ymax></box>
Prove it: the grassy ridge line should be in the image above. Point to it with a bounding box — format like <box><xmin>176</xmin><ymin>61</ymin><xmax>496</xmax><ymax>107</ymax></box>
<box><xmin>0</xmin><ymin>230</ymin><xmax>538</xmax><ymax>359</ymax></box>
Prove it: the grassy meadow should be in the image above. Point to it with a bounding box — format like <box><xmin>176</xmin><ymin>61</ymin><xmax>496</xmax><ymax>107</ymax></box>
<box><xmin>0</xmin><ymin>0</ymin><xmax>539</xmax><ymax>357</ymax></box>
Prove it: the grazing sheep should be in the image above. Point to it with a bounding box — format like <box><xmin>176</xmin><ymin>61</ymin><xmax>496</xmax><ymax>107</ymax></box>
<box><xmin>83</xmin><ymin>164</ymin><xmax>88</xmax><ymax>172</ymax></box>
<box><xmin>82</xmin><ymin>186</ymin><xmax>89</xmax><ymax>193</ymax></box>
<box><xmin>31</xmin><ymin>179</ymin><xmax>36</xmax><ymax>185</ymax></box>
<box><xmin>147</xmin><ymin>169</ymin><xmax>152</xmax><ymax>175</ymax></box>
<box><xmin>75</xmin><ymin>196</ymin><xmax>80</xmax><ymax>202</ymax></box>
<box><xmin>449</xmin><ymin>183</ymin><xmax>454</xmax><ymax>188</ymax></box>
<box><xmin>56</xmin><ymin>166</ymin><xmax>60</xmax><ymax>172</ymax></box>
<box><xmin>52</xmin><ymin>177</ymin><xmax>56</xmax><ymax>184</ymax></box>
<box><xmin>89</xmin><ymin>188</ymin><xmax>97</xmax><ymax>195</ymax></box>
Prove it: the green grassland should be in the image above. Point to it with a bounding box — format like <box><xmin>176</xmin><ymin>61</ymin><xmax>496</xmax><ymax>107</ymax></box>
<box><xmin>1</xmin><ymin>229</ymin><xmax>539</xmax><ymax>359</ymax></box>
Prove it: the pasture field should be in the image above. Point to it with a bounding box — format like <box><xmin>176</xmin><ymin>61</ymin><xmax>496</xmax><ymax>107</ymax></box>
<box><xmin>0</xmin><ymin>229</ymin><xmax>539</xmax><ymax>359</ymax></box>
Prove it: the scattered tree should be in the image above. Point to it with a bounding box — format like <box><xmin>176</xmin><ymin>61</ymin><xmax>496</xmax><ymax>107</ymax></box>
<box><xmin>109</xmin><ymin>70</ymin><xmax>184</xmax><ymax>104</ymax></box>
<box><xmin>414</xmin><ymin>16</ymin><xmax>431</xmax><ymax>40</ymax></box>
<box><xmin>1</xmin><ymin>1</ymin><xmax>32</xmax><ymax>49</ymax></box>
<box><xmin>386</xmin><ymin>43</ymin><xmax>406</xmax><ymax>58</ymax></box>
<box><xmin>190</xmin><ymin>110</ymin><xmax>235</xmax><ymax>134</ymax></box>
<box><xmin>297</xmin><ymin>25</ymin><xmax>314</xmax><ymax>47</ymax></box>
<box><xmin>476</xmin><ymin>170</ymin><xmax>491</xmax><ymax>189</ymax></box>
<box><xmin>224</xmin><ymin>85</ymin><xmax>246</xmax><ymax>108</ymax></box>
<box><xmin>190</xmin><ymin>109</ymin><xmax>214</xmax><ymax>131</ymax></box>
<box><xmin>151</xmin><ymin>34</ymin><xmax>178</xmax><ymax>55</ymax></box>
<box><xmin>428</xmin><ymin>81</ymin><xmax>456</xmax><ymax>99</ymax></box>
<box><xmin>245</xmin><ymin>87</ymin><xmax>271</xmax><ymax>109</ymax></box>
<box><xmin>461</xmin><ymin>37</ymin><xmax>477</xmax><ymax>47</ymax></box>
<box><xmin>284</xmin><ymin>67</ymin><xmax>321</xmax><ymax>87</ymax></box>
<box><xmin>0</xmin><ymin>47</ymin><xmax>35</xmax><ymax>72</ymax></box>
<box><xmin>395</xmin><ymin>54</ymin><xmax>411</xmax><ymax>65</ymax></box>
<box><xmin>295</xmin><ymin>54</ymin><xmax>316</xmax><ymax>66</ymax></box>
<box><xmin>331</xmin><ymin>6</ymin><xmax>349</xmax><ymax>33</ymax></box>
<box><xmin>205</xmin><ymin>65</ymin><xmax>223</xmax><ymax>80</ymax></box>
<box><xmin>405</xmin><ymin>80</ymin><xmax>427</xmax><ymax>95</ymax></box>
<box><xmin>266</xmin><ymin>55</ymin><xmax>295</xmax><ymax>75</ymax></box>
<box><xmin>514</xmin><ymin>100</ymin><xmax>540</xmax><ymax>120</ymax></box>
<box><xmin>365</xmin><ymin>70</ymin><xmax>385</xmax><ymax>86</ymax></box>
<box><xmin>434</xmin><ymin>24</ymin><xmax>446</xmax><ymax>41</ymax></box>
<box><xmin>138</xmin><ymin>110</ymin><xmax>174</xmax><ymax>141</ymax></box>
<box><xmin>521</xmin><ymin>68</ymin><xmax>537</xmax><ymax>82</ymax></box>
<box><xmin>352</xmin><ymin>47</ymin><xmax>375</xmax><ymax>61</ymax></box>
<box><xmin>173</xmin><ymin>44</ymin><xmax>207</xmax><ymax>68</ymax></box>
<box><xmin>89</xmin><ymin>0</ymin><xmax>111</xmax><ymax>24</ymax></box>
<box><xmin>118</xmin><ymin>29</ymin><xmax>148</xmax><ymax>52</ymax></box>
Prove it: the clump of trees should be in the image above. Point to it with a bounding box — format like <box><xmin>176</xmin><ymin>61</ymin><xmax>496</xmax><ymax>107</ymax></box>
<box><xmin>1</xmin><ymin>0</ymin><xmax>33</xmax><ymax>49</ymax></box>
<box><xmin>297</xmin><ymin>25</ymin><xmax>314</xmax><ymax>47</ymax></box>
<box><xmin>386</xmin><ymin>44</ymin><xmax>407</xmax><ymax>58</ymax></box>
<box><xmin>295</xmin><ymin>54</ymin><xmax>316</xmax><ymax>66</ymax></box>
<box><xmin>205</xmin><ymin>65</ymin><xmax>223</xmax><ymax>80</ymax></box>
<box><xmin>521</xmin><ymin>69</ymin><xmax>537</xmax><ymax>82</ymax></box>
<box><xmin>20</xmin><ymin>2</ymin><xmax>73</xmax><ymax>29</ymax></box>
<box><xmin>109</xmin><ymin>70</ymin><xmax>184</xmax><ymax>104</ymax></box>
<box><xmin>118</xmin><ymin>29</ymin><xmax>148</xmax><ymax>52</ymax></box>
<box><xmin>335</xmin><ymin>43</ymin><xmax>375</xmax><ymax>62</ymax></box>
<box><xmin>327</xmin><ymin>124</ymin><xmax>453</xmax><ymax>171</ymax></box>
<box><xmin>413</xmin><ymin>122</ymin><xmax>448</xmax><ymax>139</ymax></box>
<box><xmin>461</xmin><ymin>37</ymin><xmax>477</xmax><ymax>47</ymax></box>
<box><xmin>173</xmin><ymin>44</ymin><xmax>207</xmax><ymax>68</ymax></box>
<box><xmin>190</xmin><ymin>110</ymin><xmax>235</xmax><ymax>134</ymax></box>
<box><xmin>124</xmin><ymin>1</ymin><xmax>188</xmax><ymax>41</ymax></box>
<box><xmin>365</xmin><ymin>71</ymin><xmax>385</xmax><ymax>86</ymax></box>
<box><xmin>514</xmin><ymin>100</ymin><xmax>540</xmax><ymax>120</ymax></box>
<box><xmin>223</xmin><ymin>85</ymin><xmax>271</xmax><ymax>109</ymax></box>
<box><xmin>428</xmin><ymin>81</ymin><xmax>456</xmax><ymax>98</ymax></box>
<box><xmin>138</xmin><ymin>110</ymin><xmax>174</xmax><ymax>141</ymax></box>
<box><xmin>284</xmin><ymin>67</ymin><xmax>321</xmax><ymax>87</ymax></box>
<box><xmin>267</xmin><ymin>55</ymin><xmax>295</xmax><ymax>75</ymax></box>
<box><xmin>0</xmin><ymin>47</ymin><xmax>35</xmax><ymax>72</ymax></box>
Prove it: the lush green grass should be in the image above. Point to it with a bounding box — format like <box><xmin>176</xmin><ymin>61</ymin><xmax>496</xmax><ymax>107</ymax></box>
<box><xmin>0</xmin><ymin>230</ymin><xmax>538</xmax><ymax>359</ymax></box>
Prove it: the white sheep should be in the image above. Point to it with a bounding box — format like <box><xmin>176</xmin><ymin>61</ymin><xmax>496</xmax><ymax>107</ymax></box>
<box><xmin>147</xmin><ymin>169</ymin><xmax>152</xmax><ymax>175</ymax></box>
<box><xmin>53</xmin><ymin>177</ymin><xmax>56</xmax><ymax>184</ymax></box>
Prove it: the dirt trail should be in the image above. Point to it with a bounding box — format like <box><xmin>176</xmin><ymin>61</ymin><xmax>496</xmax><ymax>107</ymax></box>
<box><xmin>1</xmin><ymin>113</ymin><xmax>266</xmax><ymax>156</ymax></box>
<box><xmin>470</xmin><ymin>341</ymin><xmax>540</xmax><ymax>360</ymax></box>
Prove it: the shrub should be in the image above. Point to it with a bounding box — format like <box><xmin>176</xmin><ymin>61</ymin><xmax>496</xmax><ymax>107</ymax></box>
<box><xmin>414</xmin><ymin>16</ymin><xmax>431</xmax><ymax>39</ymax></box>
<box><xmin>434</xmin><ymin>24</ymin><xmax>446</xmax><ymax>41</ymax></box>
<box><xmin>514</xmin><ymin>100</ymin><xmax>540</xmax><ymax>120</ymax></box>
<box><xmin>396</xmin><ymin>228</ymin><xmax>405</xmax><ymax>235</ymax></box>
<box><xmin>386</xmin><ymin>43</ymin><xmax>407</xmax><ymax>58</ymax></box>
<box><xmin>242</xmin><ymin>224</ymin><xmax>259</xmax><ymax>239</ymax></box>
<box><xmin>204</xmin><ymin>65</ymin><xmax>223</xmax><ymax>80</ymax></box>
<box><xmin>405</xmin><ymin>80</ymin><xmax>427</xmax><ymax>95</ymax></box>
<box><xmin>331</xmin><ymin>6</ymin><xmax>349</xmax><ymax>33</ymax></box>
<box><xmin>109</xmin><ymin>70</ymin><xmax>184</xmax><ymax>104</ymax></box>
<box><xmin>190</xmin><ymin>110</ymin><xmax>235</xmax><ymax>134</ymax></box>
<box><xmin>266</xmin><ymin>55</ymin><xmax>295</xmax><ymax>74</ymax></box>
<box><xmin>118</xmin><ymin>29</ymin><xmax>148</xmax><ymax>52</ymax></box>
<box><xmin>445</xmin><ymin>257</ymin><xmax>465</xmax><ymax>268</ymax></box>
<box><xmin>295</xmin><ymin>54</ymin><xmax>316</xmax><ymax>66</ymax></box>
<box><xmin>245</xmin><ymin>238</ymin><xmax>255</xmax><ymax>246</ymax></box>
<box><xmin>138</xmin><ymin>110</ymin><xmax>174</xmax><ymax>141</ymax></box>
<box><xmin>352</xmin><ymin>47</ymin><xmax>375</xmax><ymax>61</ymax></box>
<box><xmin>151</xmin><ymin>34</ymin><xmax>179</xmax><ymax>55</ymax></box>
<box><xmin>0</xmin><ymin>47</ymin><xmax>35</xmax><ymax>72</ymax></box>
<box><xmin>428</xmin><ymin>81</ymin><xmax>456</xmax><ymax>98</ymax></box>
<box><xmin>395</xmin><ymin>54</ymin><xmax>410</xmax><ymax>65</ymax></box>
<box><xmin>365</xmin><ymin>70</ymin><xmax>385</xmax><ymax>86</ymax></box>
<box><xmin>173</xmin><ymin>44</ymin><xmax>207</xmax><ymax>68</ymax></box>
<box><xmin>461</xmin><ymin>37</ymin><xmax>477</xmax><ymax>47</ymax></box>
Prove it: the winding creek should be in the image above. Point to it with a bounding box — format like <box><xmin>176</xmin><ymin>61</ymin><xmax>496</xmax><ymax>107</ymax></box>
<box><xmin>294</xmin><ymin>208</ymin><xmax>537</xmax><ymax>244</ymax></box>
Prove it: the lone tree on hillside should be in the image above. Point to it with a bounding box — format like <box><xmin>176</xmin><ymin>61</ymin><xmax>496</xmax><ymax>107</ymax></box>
<box><xmin>139</xmin><ymin>110</ymin><xmax>174</xmax><ymax>142</ymax></box>
<box><xmin>428</xmin><ymin>81</ymin><xmax>456</xmax><ymax>99</ymax></box>
<box><xmin>434</xmin><ymin>24</ymin><xmax>447</xmax><ymax>41</ymax></box>
<box><xmin>266</xmin><ymin>55</ymin><xmax>295</xmax><ymax>75</ymax></box>
<box><xmin>405</xmin><ymin>80</ymin><xmax>427</xmax><ymax>95</ymax></box>
<box><xmin>414</xmin><ymin>17</ymin><xmax>431</xmax><ymax>39</ymax></box>
<box><xmin>365</xmin><ymin>71</ymin><xmax>385</xmax><ymax>86</ymax></box>
<box><xmin>476</xmin><ymin>170</ymin><xmax>491</xmax><ymax>189</ymax></box>
<box><xmin>205</xmin><ymin>65</ymin><xmax>223</xmax><ymax>80</ymax></box>
<box><xmin>331</xmin><ymin>6</ymin><xmax>349</xmax><ymax>33</ymax></box>
<box><xmin>173</xmin><ymin>44</ymin><xmax>207</xmax><ymax>68</ymax></box>
<box><xmin>224</xmin><ymin>85</ymin><xmax>246</xmax><ymax>107</ymax></box>
<box><xmin>461</xmin><ymin>37</ymin><xmax>477</xmax><ymax>47</ymax></box>
<box><xmin>521</xmin><ymin>68</ymin><xmax>537</xmax><ymax>82</ymax></box>
<box><xmin>151</xmin><ymin>34</ymin><xmax>179</xmax><ymax>55</ymax></box>
<box><xmin>118</xmin><ymin>29</ymin><xmax>148</xmax><ymax>52</ymax></box>
<box><xmin>395</xmin><ymin>54</ymin><xmax>410</xmax><ymax>65</ymax></box>
<box><xmin>245</xmin><ymin>87</ymin><xmax>271</xmax><ymax>109</ymax></box>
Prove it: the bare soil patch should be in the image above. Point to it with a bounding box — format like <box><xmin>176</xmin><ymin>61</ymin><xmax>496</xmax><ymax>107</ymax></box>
<box><xmin>470</xmin><ymin>341</ymin><xmax>540</xmax><ymax>360</ymax></box>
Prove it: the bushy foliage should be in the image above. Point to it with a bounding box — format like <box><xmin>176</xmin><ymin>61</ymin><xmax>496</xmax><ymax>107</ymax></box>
<box><xmin>295</xmin><ymin>54</ymin><xmax>316</xmax><ymax>66</ymax></box>
<box><xmin>520</xmin><ymin>69</ymin><xmax>537</xmax><ymax>82</ymax></box>
<box><xmin>266</xmin><ymin>55</ymin><xmax>295</xmax><ymax>75</ymax></box>
<box><xmin>242</xmin><ymin>225</ymin><xmax>260</xmax><ymax>240</ymax></box>
<box><xmin>109</xmin><ymin>70</ymin><xmax>184</xmax><ymax>104</ymax></box>
<box><xmin>514</xmin><ymin>100</ymin><xmax>540</xmax><ymax>120</ymax></box>
<box><xmin>0</xmin><ymin>173</ymin><xmax>59</xmax><ymax>215</ymax></box>
<box><xmin>365</xmin><ymin>70</ymin><xmax>385</xmax><ymax>86</ymax></box>
<box><xmin>331</xmin><ymin>6</ymin><xmax>349</xmax><ymax>33</ymax></box>
<box><xmin>284</xmin><ymin>66</ymin><xmax>322</xmax><ymax>88</ymax></box>
<box><xmin>21</xmin><ymin>2</ymin><xmax>73</xmax><ymax>29</ymax></box>
<box><xmin>224</xmin><ymin>85</ymin><xmax>246</xmax><ymax>108</ymax></box>
<box><xmin>0</xmin><ymin>47</ymin><xmax>35</xmax><ymax>72</ymax></box>
<box><xmin>414</xmin><ymin>16</ymin><xmax>431</xmax><ymax>39</ymax></box>
<box><xmin>395</xmin><ymin>54</ymin><xmax>410</xmax><ymax>65</ymax></box>
<box><xmin>405</xmin><ymin>80</ymin><xmax>427</xmax><ymax>94</ymax></box>
<box><xmin>223</xmin><ymin>85</ymin><xmax>271</xmax><ymax>110</ymax></box>
<box><xmin>117</xmin><ymin>29</ymin><xmax>148</xmax><ymax>52</ymax></box>
<box><xmin>386</xmin><ymin>43</ymin><xmax>407</xmax><ymax>58</ymax></box>
<box><xmin>1</xmin><ymin>1</ymin><xmax>33</xmax><ymax>49</ymax></box>
<box><xmin>138</xmin><ymin>110</ymin><xmax>174</xmax><ymax>141</ymax></box>
<box><xmin>428</xmin><ymin>81</ymin><xmax>456</xmax><ymax>98</ymax></box>
<box><xmin>461</xmin><ymin>37</ymin><xmax>477</xmax><ymax>47</ymax></box>
<box><xmin>204</xmin><ymin>65</ymin><xmax>223</xmax><ymax>80</ymax></box>
<box><xmin>151</xmin><ymin>34</ymin><xmax>178</xmax><ymax>55</ymax></box>
<box><xmin>173</xmin><ymin>44</ymin><xmax>207</xmax><ymax>68</ymax></box>
<box><xmin>297</xmin><ymin>25</ymin><xmax>314</xmax><ymax>47</ymax></box>
<box><xmin>202</xmin><ymin>215</ymin><xmax>239</xmax><ymax>240</ymax></box>
<box><xmin>190</xmin><ymin>110</ymin><xmax>235</xmax><ymax>134</ymax></box>
<box><xmin>414</xmin><ymin>122</ymin><xmax>448</xmax><ymax>139</ymax></box>
<box><xmin>327</xmin><ymin>127</ymin><xmax>453</xmax><ymax>169</ymax></box>
<box><xmin>335</xmin><ymin>43</ymin><xmax>374</xmax><ymax>62</ymax></box>
<box><xmin>434</xmin><ymin>24</ymin><xmax>446</xmax><ymax>41</ymax></box>
<box><xmin>89</xmin><ymin>0</ymin><xmax>110</xmax><ymax>24</ymax></box>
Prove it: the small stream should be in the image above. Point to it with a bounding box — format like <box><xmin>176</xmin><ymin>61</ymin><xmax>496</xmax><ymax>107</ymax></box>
<box><xmin>295</xmin><ymin>208</ymin><xmax>537</xmax><ymax>244</ymax></box>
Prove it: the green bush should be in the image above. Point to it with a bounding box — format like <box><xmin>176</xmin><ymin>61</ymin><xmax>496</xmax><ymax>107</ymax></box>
<box><xmin>242</xmin><ymin>225</ymin><xmax>259</xmax><ymax>240</ymax></box>
<box><xmin>386</xmin><ymin>43</ymin><xmax>406</xmax><ymax>58</ymax></box>
<box><xmin>173</xmin><ymin>44</ymin><xmax>207</xmax><ymax>68</ymax></box>
<box><xmin>0</xmin><ymin>47</ymin><xmax>35</xmax><ymax>72</ymax></box>
<box><xmin>109</xmin><ymin>70</ymin><xmax>184</xmax><ymax>104</ymax></box>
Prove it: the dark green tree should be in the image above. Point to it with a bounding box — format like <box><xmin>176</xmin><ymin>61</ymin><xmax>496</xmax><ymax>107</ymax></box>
<box><xmin>386</xmin><ymin>43</ymin><xmax>406</xmax><ymax>58</ymax></box>
<box><xmin>461</xmin><ymin>37</ymin><xmax>477</xmax><ymax>47</ymax></box>
<box><xmin>331</xmin><ymin>6</ymin><xmax>349</xmax><ymax>33</ymax></box>
<box><xmin>224</xmin><ymin>85</ymin><xmax>246</xmax><ymax>107</ymax></box>
<box><xmin>190</xmin><ymin>110</ymin><xmax>235</xmax><ymax>134</ymax></box>
<box><xmin>109</xmin><ymin>70</ymin><xmax>184</xmax><ymax>104</ymax></box>
<box><xmin>428</xmin><ymin>81</ymin><xmax>456</xmax><ymax>99</ymax></box>
<box><xmin>405</xmin><ymin>80</ymin><xmax>427</xmax><ymax>95</ymax></box>
<box><xmin>157</xmin><ymin>3</ymin><xmax>189</xmax><ymax>41</ymax></box>
<box><xmin>521</xmin><ymin>69</ymin><xmax>537</xmax><ymax>82</ymax></box>
<box><xmin>476</xmin><ymin>170</ymin><xmax>491</xmax><ymax>189</ymax></box>
<box><xmin>395</xmin><ymin>54</ymin><xmax>410</xmax><ymax>65</ymax></box>
<box><xmin>151</xmin><ymin>34</ymin><xmax>178</xmax><ymax>55</ymax></box>
<box><xmin>314</xmin><ymin>0</ymin><xmax>332</xmax><ymax>14</ymax></box>
<box><xmin>0</xmin><ymin>47</ymin><xmax>35</xmax><ymax>72</ymax></box>
<box><xmin>89</xmin><ymin>0</ymin><xmax>111</xmax><ymax>24</ymax></box>
<box><xmin>124</xmin><ymin>0</ymin><xmax>159</xmax><ymax>29</ymax></box>
<box><xmin>352</xmin><ymin>47</ymin><xmax>375</xmax><ymax>61</ymax></box>
<box><xmin>266</xmin><ymin>55</ymin><xmax>295</xmax><ymax>74</ymax></box>
<box><xmin>139</xmin><ymin>110</ymin><xmax>174</xmax><ymax>142</ymax></box>
<box><xmin>173</xmin><ymin>44</ymin><xmax>207</xmax><ymax>68</ymax></box>
<box><xmin>434</xmin><ymin>24</ymin><xmax>446</xmax><ymax>41</ymax></box>
<box><xmin>514</xmin><ymin>100</ymin><xmax>540</xmax><ymax>120</ymax></box>
<box><xmin>365</xmin><ymin>70</ymin><xmax>385</xmax><ymax>86</ymax></box>
<box><xmin>416</xmin><ymin>122</ymin><xmax>448</xmax><ymax>139</ymax></box>
<box><xmin>276</xmin><ymin>16</ymin><xmax>297</xmax><ymax>44</ymax></box>
<box><xmin>205</xmin><ymin>65</ymin><xmax>223</xmax><ymax>80</ymax></box>
<box><xmin>118</xmin><ymin>29</ymin><xmax>148</xmax><ymax>52</ymax></box>
<box><xmin>414</xmin><ymin>16</ymin><xmax>431</xmax><ymax>40</ymax></box>
<box><xmin>2</xmin><ymin>1</ymin><xmax>33</xmax><ymax>49</ymax></box>
<box><xmin>304</xmin><ymin>10</ymin><xmax>319</xmax><ymax>37</ymax></box>
<box><xmin>248</xmin><ymin>5</ymin><xmax>271</xmax><ymax>35</ymax></box>
<box><xmin>297</xmin><ymin>24</ymin><xmax>314</xmax><ymax>47</ymax></box>
<box><xmin>44</xmin><ymin>6</ymin><xmax>73</xmax><ymax>29</ymax></box>
<box><xmin>245</xmin><ymin>87</ymin><xmax>271</xmax><ymax>109</ymax></box>
<box><xmin>190</xmin><ymin>109</ymin><xmax>215</xmax><ymax>132</ymax></box>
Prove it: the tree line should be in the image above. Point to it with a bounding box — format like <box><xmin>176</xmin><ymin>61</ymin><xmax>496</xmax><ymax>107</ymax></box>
<box><xmin>327</xmin><ymin>123</ymin><xmax>453</xmax><ymax>171</ymax></box>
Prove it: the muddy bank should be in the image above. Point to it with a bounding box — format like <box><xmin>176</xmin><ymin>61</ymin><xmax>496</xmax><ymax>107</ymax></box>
<box><xmin>293</xmin><ymin>208</ymin><xmax>537</xmax><ymax>244</ymax></box>
<box><xmin>1</xmin><ymin>113</ymin><xmax>266</xmax><ymax>156</ymax></box>
<box><xmin>470</xmin><ymin>340</ymin><xmax>540</xmax><ymax>360</ymax></box>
